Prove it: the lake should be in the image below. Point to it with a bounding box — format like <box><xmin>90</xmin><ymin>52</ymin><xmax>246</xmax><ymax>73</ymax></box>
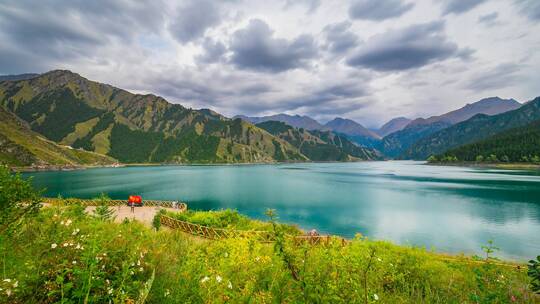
<box><xmin>24</xmin><ymin>161</ymin><xmax>540</xmax><ymax>261</ymax></box>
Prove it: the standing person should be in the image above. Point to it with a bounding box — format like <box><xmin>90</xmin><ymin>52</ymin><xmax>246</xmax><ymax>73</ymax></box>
<box><xmin>172</xmin><ymin>201</ymin><xmax>177</xmax><ymax>209</ymax></box>
<box><xmin>130</xmin><ymin>201</ymin><xmax>135</xmax><ymax>213</ymax></box>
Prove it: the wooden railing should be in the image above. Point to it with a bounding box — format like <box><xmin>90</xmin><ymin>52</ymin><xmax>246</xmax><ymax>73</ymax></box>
<box><xmin>160</xmin><ymin>215</ymin><xmax>347</xmax><ymax>245</ymax></box>
<box><xmin>44</xmin><ymin>198</ymin><xmax>187</xmax><ymax>211</ymax></box>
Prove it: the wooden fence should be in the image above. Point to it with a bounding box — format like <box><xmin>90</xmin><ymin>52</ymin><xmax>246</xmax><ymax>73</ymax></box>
<box><xmin>44</xmin><ymin>198</ymin><xmax>187</xmax><ymax>211</ymax></box>
<box><xmin>160</xmin><ymin>215</ymin><xmax>347</xmax><ymax>245</ymax></box>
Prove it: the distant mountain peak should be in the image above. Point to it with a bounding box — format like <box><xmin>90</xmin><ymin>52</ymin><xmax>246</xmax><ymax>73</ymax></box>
<box><xmin>324</xmin><ymin>117</ymin><xmax>381</xmax><ymax>139</ymax></box>
<box><xmin>376</xmin><ymin>117</ymin><xmax>411</xmax><ymax>137</ymax></box>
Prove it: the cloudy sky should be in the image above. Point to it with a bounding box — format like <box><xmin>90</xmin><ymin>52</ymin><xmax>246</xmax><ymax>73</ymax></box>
<box><xmin>1</xmin><ymin>0</ymin><xmax>539</xmax><ymax>127</ymax></box>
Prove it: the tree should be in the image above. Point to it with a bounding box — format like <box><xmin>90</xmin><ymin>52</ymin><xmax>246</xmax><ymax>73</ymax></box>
<box><xmin>0</xmin><ymin>166</ymin><xmax>42</xmax><ymax>233</ymax></box>
<box><xmin>93</xmin><ymin>193</ymin><xmax>115</xmax><ymax>222</ymax></box>
<box><xmin>475</xmin><ymin>155</ymin><xmax>484</xmax><ymax>162</ymax></box>
<box><xmin>427</xmin><ymin>155</ymin><xmax>438</xmax><ymax>162</ymax></box>
<box><xmin>487</xmin><ymin>154</ymin><xmax>499</xmax><ymax>163</ymax></box>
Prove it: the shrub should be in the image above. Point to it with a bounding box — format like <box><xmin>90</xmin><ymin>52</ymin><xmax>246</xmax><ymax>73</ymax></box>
<box><xmin>93</xmin><ymin>193</ymin><xmax>115</xmax><ymax>222</ymax></box>
<box><xmin>0</xmin><ymin>165</ymin><xmax>42</xmax><ymax>233</ymax></box>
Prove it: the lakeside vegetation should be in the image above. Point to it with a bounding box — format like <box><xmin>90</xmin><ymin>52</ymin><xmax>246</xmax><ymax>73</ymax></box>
<box><xmin>1</xmin><ymin>166</ymin><xmax>540</xmax><ymax>303</ymax></box>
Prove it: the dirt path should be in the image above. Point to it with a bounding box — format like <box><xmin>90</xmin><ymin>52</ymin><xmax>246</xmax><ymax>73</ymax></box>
<box><xmin>85</xmin><ymin>205</ymin><xmax>183</xmax><ymax>226</ymax></box>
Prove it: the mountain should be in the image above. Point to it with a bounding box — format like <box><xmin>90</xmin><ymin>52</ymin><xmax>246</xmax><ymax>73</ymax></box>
<box><xmin>381</xmin><ymin>97</ymin><xmax>522</xmax><ymax>158</ymax></box>
<box><xmin>0</xmin><ymin>70</ymin><xmax>306</xmax><ymax>164</ymax></box>
<box><xmin>405</xmin><ymin>96</ymin><xmax>540</xmax><ymax>159</ymax></box>
<box><xmin>323</xmin><ymin>118</ymin><xmax>380</xmax><ymax>139</ymax></box>
<box><xmin>435</xmin><ymin>119</ymin><xmax>540</xmax><ymax>162</ymax></box>
<box><xmin>0</xmin><ymin>73</ymin><xmax>40</xmax><ymax>82</ymax></box>
<box><xmin>235</xmin><ymin>114</ymin><xmax>323</xmax><ymax>130</ymax></box>
<box><xmin>256</xmin><ymin>121</ymin><xmax>380</xmax><ymax>161</ymax></box>
<box><xmin>376</xmin><ymin>117</ymin><xmax>411</xmax><ymax>137</ymax></box>
<box><xmin>0</xmin><ymin>106</ymin><xmax>116</xmax><ymax>167</ymax></box>
<box><xmin>408</xmin><ymin>97</ymin><xmax>521</xmax><ymax>127</ymax></box>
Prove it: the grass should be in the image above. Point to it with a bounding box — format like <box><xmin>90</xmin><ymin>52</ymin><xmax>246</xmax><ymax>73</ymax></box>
<box><xmin>165</xmin><ymin>209</ymin><xmax>302</xmax><ymax>235</ymax></box>
<box><xmin>0</xmin><ymin>201</ymin><xmax>538</xmax><ymax>303</ymax></box>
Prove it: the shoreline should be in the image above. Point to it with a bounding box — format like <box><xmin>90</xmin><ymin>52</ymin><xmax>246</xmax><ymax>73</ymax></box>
<box><xmin>426</xmin><ymin>161</ymin><xmax>540</xmax><ymax>170</ymax></box>
<box><xmin>13</xmin><ymin>159</ymin><xmax>381</xmax><ymax>173</ymax></box>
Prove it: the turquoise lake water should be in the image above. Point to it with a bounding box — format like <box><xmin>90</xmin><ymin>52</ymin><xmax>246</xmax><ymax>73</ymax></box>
<box><xmin>24</xmin><ymin>161</ymin><xmax>540</xmax><ymax>261</ymax></box>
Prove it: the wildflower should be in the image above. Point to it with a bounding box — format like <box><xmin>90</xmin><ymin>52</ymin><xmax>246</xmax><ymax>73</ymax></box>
<box><xmin>227</xmin><ymin>281</ymin><xmax>232</xmax><ymax>289</ymax></box>
<box><xmin>139</xmin><ymin>267</ymin><xmax>143</xmax><ymax>272</ymax></box>
<box><xmin>137</xmin><ymin>260</ymin><xmax>140</xmax><ymax>266</ymax></box>
<box><xmin>164</xmin><ymin>289</ymin><xmax>171</xmax><ymax>297</ymax></box>
<box><xmin>377</xmin><ymin>258</ymin><xmax>382</xmax><ymax>262</ymax></box>
<box><xmin>12</xmin><ymin>281</ymin><xmax>18</xmax><ymax>288</ymax></box>
<box><xmin>216</xmin><ymin>275</ymin><xmax>222</xmax><ymax>283</ymax></box>
<box><xmin>373</xmin><ymin>294</ymin><xmax>379</xmax><ymax>301</ymax></box>
<box><xmin>75</xmin><ymin>244</ymin><xmax>81</xmax><ymax>250</ymax></box>
<box><xmin>255</xmin><ymin>256</ymin><xmax>260</xmax><ymax>262</ymax></box>
<box><xmin>102</xmin><ymin>253</ymin><xmax>107</xmax><ymax>256</ymax></box>
<box><xmin>5</xmin><ymin>289</ymin><xmax>11</xmax><ymax>296</ymax></box>
<box><xmin>130</xmin><ymin>271</ymin><xmax>134</xmax><ymax>275</ymax></box>
<box><xmin>72</xmin><ymin>228</ymin><xmax>80</xmax><ymax>235</ymax></box>
<box><xmin>63</xmin><ymin>243</ymin><xmax>69</xmax><ymax>247</ymax></box>
<box><xmin>72</xmin><ymin>261</ymin><xmax>77</xmax><ymax>265</ymax></box>
<box><xmin>224</xmin><ymin>252</ymin><xmax>228</xmax><ymax>258</ymax></box>
<box><xmin>511</xmin><ymin>295</ymin><xmax>517</xmax><ymax>302</ymax></box>
<box><xmin>51</xmin><ymin>243</ymin><xmax>58</xmax><ymax>249</ymax></box>
<box><xmin>3</xmin><ymin>279</ymin><xmax>10</xmax><ymax>283</ymax></box>
<box><xmin>200</xmin><ymin>276</ymin><xmax>209</xmax><ymax>283</ymax></box>
<box><xmin>65</xmin><ymin>219</ymin><xmax>72</xmax><ymax>226</ymax></box>
<box><xmin>60</xmin><ymin>220</ymin><xmax>64</xmax><ymax>225</ymax></box>
<box><xmin>108</xmin><ymin>287</ymin><xmax>114</xmax><ymax>294</ymax></box>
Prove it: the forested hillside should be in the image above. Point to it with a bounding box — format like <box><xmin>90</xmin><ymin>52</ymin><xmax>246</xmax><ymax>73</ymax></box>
<box><xmin>434</xmin><ymin>119</ymin><xmax>540</xmax><ymax>162</ymax></box>
<box><xmin>0</xmin><ymin>107</ymin><xmax>116</xmax><ymax>167</ymax></box>
<box><xmin>405</xmin><ymin>97</ymin><xmax>540</xmax><ymax>160</ymax></box>
<box><xmin>0</xmin><ymin>70</ymin><xmax>307</xmax><ymax>164</ymax></box>
<box><xmin>256</xmin><ymin>121</ymin><xmax>380</xmax><ymax>161</ymax></box>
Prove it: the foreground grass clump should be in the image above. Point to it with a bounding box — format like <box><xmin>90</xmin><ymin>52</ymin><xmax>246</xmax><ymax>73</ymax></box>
<box><xmin>165</xmin><ymin>209</ymin><xmax>302</xmax><ymax>235</ymax></box>
<box><xmin>1</xmin><ymin>204</ymin><xmax>538</xmax><ymax>303</ymax></box>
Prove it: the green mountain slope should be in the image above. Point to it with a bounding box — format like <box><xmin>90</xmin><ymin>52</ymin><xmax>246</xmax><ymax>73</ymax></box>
<box><xmin>0</xmin><ymin>70</ymin><xmax>305</xmax><ymax>164</ymax></box>
<box><xmin>405</xmin><ymin>96</ymin><xmax>540</xmax><ymax>159</ymax></box>
<box><xmin>256</xmin><ymin>121</ymin><xmax>380</xmax><ymax>161</ymax></box>
<box><xmin>381</xmin><ymin>97</ymin><xmax>522</xmax><ymax>159</ymax></box>
<box><xmin>381</xmin><ymin>121</ymin><xmax>452</xmax><ymax>158</ymax></box>
<box><xmin>436</xmin><ymin>119</ymin><xmax>540</xmax><ymax>162</ymax></box>
<box><xmin>0</xmin><ymin>107</ymin><xmax>116</xmax><ymax>167</ymax></box>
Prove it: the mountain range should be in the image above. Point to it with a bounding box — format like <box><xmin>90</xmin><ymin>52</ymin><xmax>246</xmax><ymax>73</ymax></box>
<box><xmin>0</xmin><ymin>70</ymin><xmax>379</xmax><ymax>167</ymax></box>
<box><xmin>1</xmin><ymin>69</ymin><xmax>538</xmax><ymax>166</ymax></box>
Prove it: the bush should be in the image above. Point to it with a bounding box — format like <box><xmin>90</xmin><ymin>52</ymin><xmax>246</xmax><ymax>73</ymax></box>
<box><xmin>0</xmin><ymin>166</ymin><xmax>42</xmax><ymax>233</ymax></box>
<box><xmin>93</xmin><ymin>193</ymin><xmax>115</xmax><ymax>222</ymax></box>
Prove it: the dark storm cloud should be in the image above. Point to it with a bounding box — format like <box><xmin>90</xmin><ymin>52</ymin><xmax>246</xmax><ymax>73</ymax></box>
<box><xmin>322</xmin><ymin>21</ymin><xmax>359</xmax><ymax>54</ymax></box>
<box><xmin>439</xmin><ymin>0</ymin><xmax>488</xmax><ymax>15</ymax></box>
<box><xmin>346</xmin><ymin>21</ymin><xmax>461</xmax><ymax>71</ymax></box>
<box><xmin>229</xmin><ymin>19</ymin><xmax>318</xmax><ymax>73</ymax></box>
<box><xmin>0</xmin><ymin>0</ymin><xmax>165</xmax><ymax>74</ymax></box>
<box><xmin>478</xmin><ymin>12</ymin><xmax>499</xmax><ymax>25</ymax></box>
<box><xmin>348</xmin><ymin>0</ymin><xmax>414</xmax><ymax>21</ymax></box>
<box><xmin>514</xmin><ymin>0</ymin><xmax>540</xmax><ymax>21</ymax></box>
<box><xmin>196</xmin><ymin>38</ymin><xmax>227</xmax><ymax>64</ymax></box>
<box><xmin>465</xmin><ymin>63</ymin><xmax>522</xmax><ymax>90</ymax></box>
<box><xmin>168</xmin><ymin>0</ymin><xmax>221</xmax><ymax>43</ymax></box>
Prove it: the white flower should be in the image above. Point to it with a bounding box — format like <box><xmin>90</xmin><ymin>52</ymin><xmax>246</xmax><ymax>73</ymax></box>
<box><xmin>3</xmin><ymin>279</ymin><xmax>10</xmax><ymax>283</ymax></box>
<box><xmin>108</xmin><ymin>287</ymin><xmax>114</xmax><ymax>294</ymax></box>
<box><xmin>373</xmin><ymin>294</ymin><xmax>379</xmax><ymax>301</ymax></box>
<box><xmin>200</xmin><ymin>276</ymin><xmax>209</xmax><ymax>283</ymax></box>
<box><xmin>377</xmin><ymin>258</ymin><xmax>382</xmax><ymax>262</ymax></box>
<box><xmin>227</xmin><ymin>281</ymin><xmax>232</xmax><ymax>289</ymax></box>
<box><xmin>164</xmin><ymin>289</ymin><xmax>170</xmax><ymax>297</ymax></box>
<box><xmin>136</xmin><ymin>260</ymin><xmax>140</xmax><ymax>266</ymax></box>
<box><xmin>65</xmin><ymin>219</ymin><xmax>72</xmax><ymax>226</ymax></box>
<box><xmin>72</xmin><ymin>261</ymin><xmax>77</xmax><ymax>265</ymax></box>
<box><xmin>106</xmin><ymin>279</ymin><xmax>110</xmax><ymax>285</ymax></box>
<box><xmin>224</xmin><ymin>252</ymin><xmax>228</xmax><ymax>258</ymax></box>
<box><xmin>75</xmin><ymin>244</ymin><xmax>81</xmax><ymax>250</ymax></box>
<box><xmin>63</xmin><ymin>243</ymin><xmax>69</xmax><ymax>247</ymax></box>
<box><xmin>216</xmin><ymin>275</ymin><xmax>222</xmax><ymax>283</ymax></box>
<box><xmin>51</xmin><ymin>243</ymin><xmax>57</xmax><ymax>249</ymax></box>
<box><xmin>72</xmin><ymin>228</ymin><xmax>80</xmax><ymax>235</ymax></box>
<box><xmin>60</xmin><ymin>221</ymin><xmax>64</xmax><ymax>225</ymax></box>
<box><xmin>130</xmin><ymin>271</ymin><xmax>134</xmax><ymax>275</ymax></box>
<box><xmin>255</xmin><ymin>256</ymin><xmax>260</xmax><ymax>262</ymax></box>
<box><xmin>12</xmin><ymin>281</ymin><xmax>18</xmax><ymax>288</ymax></box>
<box><xmin>139</xmin><ymin>267</ymin><xmax>143</xmax><ymax>272</ymax></box>
<box><xmin>5</xmin><ymin>289</ymin><xmax>11</xmax><ymax>296</ymax></box>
